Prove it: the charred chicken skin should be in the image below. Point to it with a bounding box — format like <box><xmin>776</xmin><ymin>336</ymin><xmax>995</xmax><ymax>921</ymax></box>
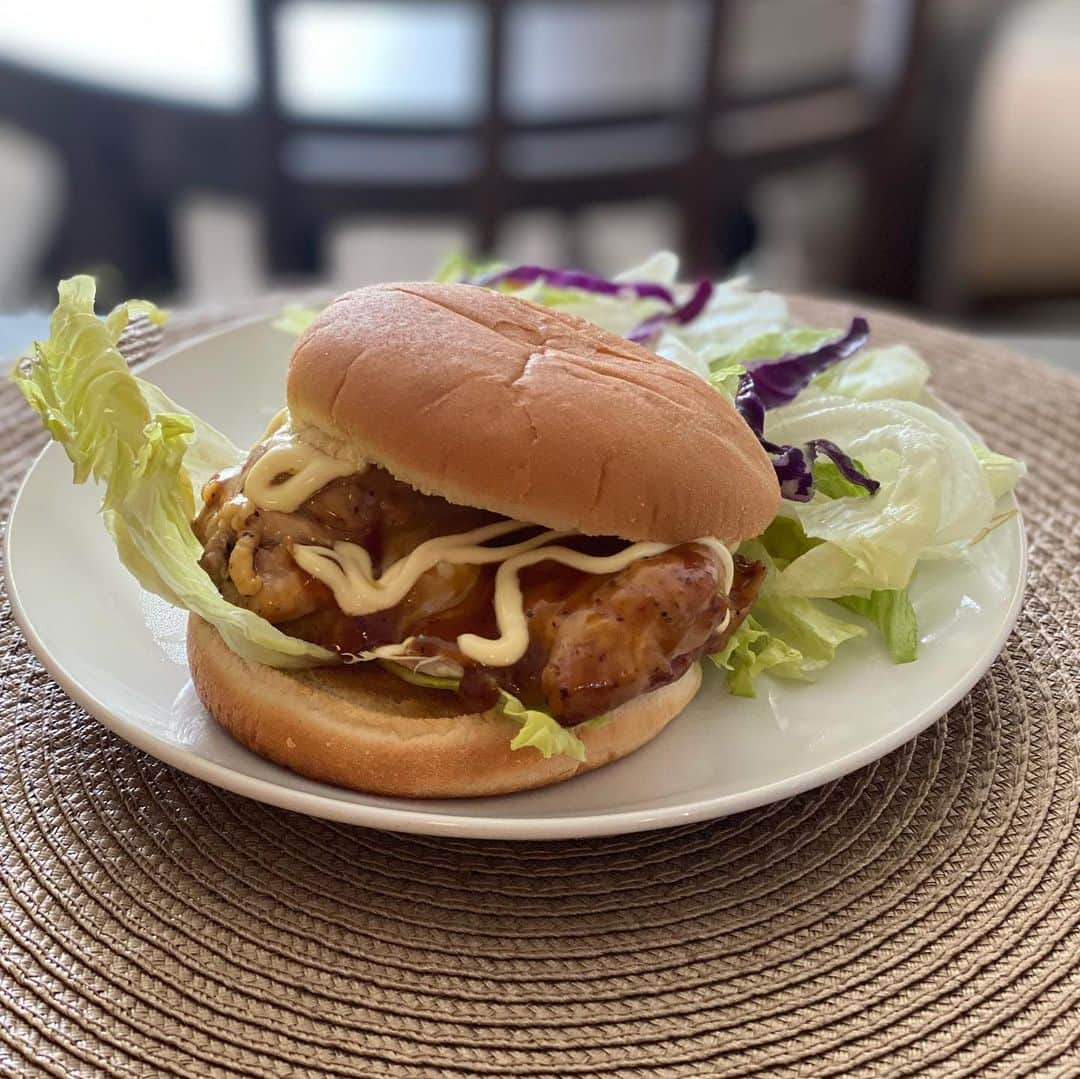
<box><xmin>194</xmin><ymin>446</ymin><xmax>765</xmax><ymax>724</ymax></box>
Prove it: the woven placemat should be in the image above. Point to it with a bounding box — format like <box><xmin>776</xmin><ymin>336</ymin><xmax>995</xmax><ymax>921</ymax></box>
<box><xmin>0</xmin><ymin>297</ymin><xmax>1077</xmax><ymax>1078</ymax></box>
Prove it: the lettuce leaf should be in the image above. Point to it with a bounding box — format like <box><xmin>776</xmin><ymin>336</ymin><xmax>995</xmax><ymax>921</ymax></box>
<box><xmin>133</xmin><ymin>379</ymin><xmax>247</xmax><ymax>488</ymax></box>
<box><xmin>751</xmin><ymin>590</ymin><xmax>866</xmax><ymax>674</ymax></box>
<box><xmin>973</xmin><ymin>443</ymin><xmax>1027</xmax><ymax>500</ymax></box>
<box><xmin>757</xmin><ymin>514</ymin><xmax>821</xmax><ymax>567</ymax></box>
<box><xmin>812</xmin><ymin>344</ymin><xmax>931</xmax><ymax>402</ymax></box>
<box><xmin>710</xmin><ymin>537</ymin><xmax>866</xmax><ymax>696</ymax></box>
<box><xmin>380</xmin><ymin>661</ymin><xmax>603</xmax><ymax>761</ymax></box>
<box><xmin>833</xmin><ymin>590</ymin><xmax>918</xmax><ymax>664</ymax></box>
<box><xmin>707</xmin><ymin>525</ymin><xmax>889</xmax><ymax>696</ymax></box>
<box><xmin>722</xmin><ymin>327</ymin><xmax>837</xmax><ymax>367</ymax></box>
<box><xmin>377</xmin><ymin>661</ymin><xmax>459</xmax><ymax>691</ymax></box>
<box><xmin>11</xmin><ymin>275</ymin><xmax>336</xmax><ymax>669</ymax></box>
<box><xmin>706</xmin><ymin>357</ymin><xmax>745</xmax><ymax>399</ymax></box>
<box><xmin>708</xmin><ymin>617</ymin><xmax>807</xmax><ymax>697</ymax></box>
<box><xmin>764</xmin><ymin>393</ymin><xmax>996</xmax><ymax>595</ymax></box>
<box><xmin>502</xmin><ymin>692</ymin><xmax>590</xmax><ymax>761</ymax></box>
<box><xmin>813</xmin><ymin>456</ymin><xmax>873</xmax><ymax>500</ymax></box>
<box><xmin>707</xmin><ymin>587</ymin><xmax>867</xmax><ymax>698</ymax></box>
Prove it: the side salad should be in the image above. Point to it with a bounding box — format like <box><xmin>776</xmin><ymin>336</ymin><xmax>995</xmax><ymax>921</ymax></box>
<box><xmin>12</xmin><ymin>256</ymin><xmax>1024</xmax><ymax>760</ymax></box>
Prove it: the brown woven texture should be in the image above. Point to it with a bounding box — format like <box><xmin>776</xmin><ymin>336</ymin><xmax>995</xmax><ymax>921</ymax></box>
<box><xmin>1</xmin><ymin>297</ymin><xmax>1078</xmax><ymax>1078</ymax></box>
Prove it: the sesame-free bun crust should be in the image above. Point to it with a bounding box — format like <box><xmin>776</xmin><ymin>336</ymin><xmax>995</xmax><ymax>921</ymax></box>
<box><xmin>288</xmin><ymin>282</ymin><xmax>779</xmax><ymax>545</ymax></box>
<box><xmin>187</xmin><ymin>616</ymin><xmax>702</xmax><ymax>799</ymax></box>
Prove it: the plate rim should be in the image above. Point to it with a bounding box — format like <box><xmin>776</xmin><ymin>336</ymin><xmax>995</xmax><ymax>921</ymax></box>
<box><xmin>3</xmin><ymin>316</ymin><xmax>1029</xmax><ymax>840</ymax></box>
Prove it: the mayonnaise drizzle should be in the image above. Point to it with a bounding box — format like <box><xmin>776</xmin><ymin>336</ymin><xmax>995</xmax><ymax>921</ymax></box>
<box><xmin>291</xmin><ymin>521</ymin><xmax>573</xmax><ymax>615</ymax></box>
<box><xmin>244</xmin><ymin>420</ymin><xmax>359</xmax><ymax>512</ymax></box>
<box><xmin>292</xmin><ymin>521</ymin><xmax>736</xmax><ymax>669</ymax></box>
<box><xmin>457</xmin><ymin>537</ymin><xmax>734</xmax><ymax>667</ymax></box>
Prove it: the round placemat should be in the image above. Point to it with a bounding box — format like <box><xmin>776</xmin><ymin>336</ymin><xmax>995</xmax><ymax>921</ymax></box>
<box><xmin>1</xmin><ymin>297</ymin><xmax>1077</xmax><ymax>1077</ymax></box>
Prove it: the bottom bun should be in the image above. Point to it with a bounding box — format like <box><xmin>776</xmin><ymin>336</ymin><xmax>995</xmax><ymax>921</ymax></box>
<box><xmin>187</xmin><ymin>615</ymin><xmax>703</xmax><ymax>798</ymax></box>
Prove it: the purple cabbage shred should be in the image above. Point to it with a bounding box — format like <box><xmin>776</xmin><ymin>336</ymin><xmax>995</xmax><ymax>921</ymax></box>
<box><xmin>743</xmin><ymin>317</ymin><xmax>869</xmax><ymax>408</ymax></box>
<box><xmin>766</xmin><ymin>443</ymin><xmax>815</xmax><ymax>501</ymax></box>
<box><xmin>473</xmin><ymin>263</ymin><xmax>715</xmax><ymax>345</ymax></box>
<box><xmin>627</xmin><ymin>279</ymin><xmax>714</xmax><ymax>343</ymax></box>
<box><xmin>735</xmin><ymin>319</ymin><xmax>879</xmax><ymax>501</ymax></box>
<box><xmin>808</xmin><ymin>438</ymin><xmax>880</xmax><ymax>495</ymax></box>
<box><xmin>474</xmin><ymin>265</ymin><xmax>676</xmax><ymax>305</ymax></box>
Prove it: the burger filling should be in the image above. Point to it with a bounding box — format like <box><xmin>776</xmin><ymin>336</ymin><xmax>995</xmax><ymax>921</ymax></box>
<box><xmin>194</xmin><ymin>438</ymin><xmax>765</xmax><ymax>725</ymax></box>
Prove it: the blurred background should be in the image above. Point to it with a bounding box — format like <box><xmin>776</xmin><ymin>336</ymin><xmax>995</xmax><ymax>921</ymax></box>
<box><xmin>1</xmin><ymin>0</ymin><xmax>1078</xmax><ymax>359</ymax></box>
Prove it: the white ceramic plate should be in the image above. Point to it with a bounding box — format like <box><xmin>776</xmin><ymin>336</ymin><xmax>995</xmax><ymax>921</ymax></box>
<box><xmin>5</xmin><ymin>317</ymin><xmax>1027</xmax><ymax>840</ymax></box>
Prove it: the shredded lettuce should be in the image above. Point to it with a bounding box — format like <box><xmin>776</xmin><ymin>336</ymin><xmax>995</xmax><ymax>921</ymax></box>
<box><xmin>738</xmin><ymin>537</ymin><xmax>864</xmax><ymax>669</ymax></box>
<box><xmin>381</xmin><ymin>661</ymin><xmax>600</xmax><ymax>761</ymax></box>
<box><xmin>764</xmin><ymin>394</ymin><xmax>995</xmax><ymax>595</ymax></box>
<box><xmin>759</xmin><ymin>516</ymin><xmax>920</xmax><ymax>673</ymax></box>
<box><xmin>11</xmin><ymin>276</ymin><xmax>336</xmax><ymax>668</ymax></box>
<box><xmin>707</xmin><ymin>585</ymin><xmax>866</xmax><ymax>698</ymax></box>
<box><xmin>654</xmin><ymin>274</ymin><xmax>789</xmax><ymax>361</ymax></box>
<box><xmin>756</xmin><ymin>515</ymin><xmax>819</xmax><ymax>566</ymax></box>
<box><xmin>502</xmin><ymin>692</ymin><xmax>591</xmax><ymax>762</ymax></box>
<box><xmin>833</xmin><ymin>590</ymin><xmax>918</xmax><ymax>664</ymax></box>
<box><xmin>725</xmin><ymin>321</ymin><xmax>879</xmax><ymax>502</ymax></box>
<box><xmin>724</xmin><ymin>326</ymin><xmax>838</xmax><ymax>368</ymax></box>
<box><xmin>708</xmin><ymin>617</ymin><xmax>807</xmax><ymax>697</ymax></box>
<box><xmin>706</xmin><ymin>357</ymin><xmax>746</xmax><ymax>399</ymax></box>
<box><xmin>751</xmin><ymin>591</ymin><xmax>866</xmax><ymax>675</ymax></box>
<box><xmin>812</xmin><ymin>344</ymin><xmax>931</xmax><ymax>402</ymax></box>
<box><xmin>710</xmin><ymin>521</ymin><xmax>916</xmax><ymax>695</ymax></box>
<box><xmin>377</xmin><ymin>661</ymin><xmax>459</xmax><ymax>691</ymax></box>
<box><xmin>974</xmin><ymin>443</ymin><xmax>1027</xmax><ymax>500</ymax></box>
<box><xmin>813</xmin><ymin>456</ymin><xmax>874</xmax><ymax>500</ymax></box>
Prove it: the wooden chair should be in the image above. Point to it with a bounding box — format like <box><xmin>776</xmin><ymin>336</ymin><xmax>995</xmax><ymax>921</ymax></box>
<box><xmin>0</xmin><ymin>0</ymin><xmax>932</xmax><ymax>296</ymax></box>
<box><xmin>251</xmin><ymin>0</ymin><xmax>932</xmax><ymax>279</ymax></box>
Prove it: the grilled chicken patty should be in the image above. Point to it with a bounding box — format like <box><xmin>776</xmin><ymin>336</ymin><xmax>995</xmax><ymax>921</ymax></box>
<box><xmin>194</xmin><ymin>447</ymin><xmax>765</xmax><ymax>723</ymax></box>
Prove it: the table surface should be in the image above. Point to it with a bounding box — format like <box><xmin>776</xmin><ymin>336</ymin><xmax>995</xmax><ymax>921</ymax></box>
<box><xmin>0</xmin><ymin>296</ymin><xmax>1077</xmax><ymax>1078</ymax></box>
<box><xmin>988</xmin><ymin>332</ymin><xmax>1080</xmax><ymax>376</ymax></box>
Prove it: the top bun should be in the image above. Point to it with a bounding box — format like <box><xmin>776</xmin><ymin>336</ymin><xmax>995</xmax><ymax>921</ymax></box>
<box><xmin>287</xmin><ymin>282</ymin><xmax>779</xmax><ymax>545</ymax></box>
